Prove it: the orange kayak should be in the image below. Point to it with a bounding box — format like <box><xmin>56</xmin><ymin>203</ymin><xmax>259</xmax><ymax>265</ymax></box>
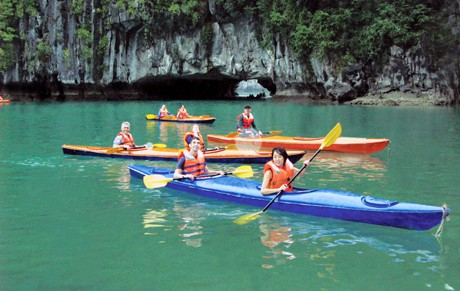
<box><xmin>207</xmin><ymin>134</ymin><xmax>390</xmax><ymax>154</ymax></box>
<box><xmin>62</xmin><ymin>144</ymin><xmax>306</xmax><ymax>164</ymax></box>
<box><xmin>0</xmin><ymin>99</ymin><xmax>11</xmax><ymax>104</ymax></box>
<box><xmin>145</xmin><ymin>114</ymin><xmax>216</xmax><ymax>124</ymax></box>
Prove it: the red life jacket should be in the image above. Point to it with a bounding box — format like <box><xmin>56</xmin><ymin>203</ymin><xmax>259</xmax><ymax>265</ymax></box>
<box><xmin>117</xmin><ymin>132</ymin><xmax>135</xmax><ymax>147</ymax></box>
<box><xmin>263</xmin><ymin>159</ymin><xmax>295</xmax><ymax>191</ymax></box>
<box><xmin>177</xmin><ymin>108</ymin><xmax>189</xmax><ymax>119</ymax></box>
<box><xmin>237</xmin><ymin>113</ymin><xmax>255</xmax><ymax>129</ymax></box>
<box><xmin>181</xmin><ymin>150</ymin><xmax>207</xmax><ymax>176</ymax></box>
<box><xmin>159</xmin><ymin>109</ymin><xmax>169</xmax><ymax>118</ymax></box>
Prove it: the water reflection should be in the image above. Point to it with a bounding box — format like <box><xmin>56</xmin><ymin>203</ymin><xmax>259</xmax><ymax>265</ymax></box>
<box><xmin>173</xmin><ymin>200</ymin><xmax>206</xmax><ymax>248</ymax></box>
<box><xmin>255</xmin><ymin>216</ymin><xmax>442</xmax><ymax>273</ymax></box>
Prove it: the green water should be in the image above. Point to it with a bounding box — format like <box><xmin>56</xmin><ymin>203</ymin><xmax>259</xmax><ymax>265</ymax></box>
<box><xmin>0</xmin><ymin>100</ymin><xmax>458</xmax><ymax>290</ymax></box>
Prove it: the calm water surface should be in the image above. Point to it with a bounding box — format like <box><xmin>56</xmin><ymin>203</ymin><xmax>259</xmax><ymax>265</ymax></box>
<box><xmin>0</xmin><ymin>100</ymin><xmax>458</xmax><ymax>290</ymax></box>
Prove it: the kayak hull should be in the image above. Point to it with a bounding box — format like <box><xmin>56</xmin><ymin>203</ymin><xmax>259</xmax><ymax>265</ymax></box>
<box><xmin>0</xmin><ymin>100</ymin><xmax>11</xmax><ymax>104</ymax></box>
<box><xmin>62</xmin><ymin>144</ymin><xmax>305</xmax><ymax>164</ymax></box>
<box><xmin>146</xmin><ymin>114</ymin><xmax>216</xmax><ymax>124</ymax></box>
<box><xmin>129</xmin><ymin>164</ymin><xmax>449</xmax><ymax>231</ymax></box>
<box><xmin>207</xmin><ymin>134</ymin><xmax>390</xmax><ymax>154</ymax></box>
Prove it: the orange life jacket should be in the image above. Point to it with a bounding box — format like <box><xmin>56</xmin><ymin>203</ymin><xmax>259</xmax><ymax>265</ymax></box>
<box><xmin>181</xmin><ymin>150</ymin><xmax>207</xmax><ymax>176</ymax></box>
<box><xmin>159</xmin><ymin>109</ymin><xmax>169</xmax><ymax>118</ymax></box>
<box><xmin>237</xmin><ymin>113</ymin><xmax>255</xmax><ymax>129</ymax></box>
<box><xmin>182</xmin><ymin>132</ymin><xmax>205</xmax><ymax>152</ymax></box>
<box><xmin>117</xmin><ymin>132</ymin><xmax>135</xmax><ymax>147</ymax></box>
<box><xmin>177</xmin><ymin>108</ymin><xmax>189</xmax><ymax>119</ymax></box>
<box><xmin>263</xmin><ymin>159</ymin><xmax>295</xmax><ymax>191</ymax></box>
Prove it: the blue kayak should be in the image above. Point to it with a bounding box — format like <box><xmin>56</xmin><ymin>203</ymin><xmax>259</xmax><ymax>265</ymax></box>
<box><xmin>128</xmin><ymin>164</ymin><xmax>449</xmax><ymax>231</ymax></box>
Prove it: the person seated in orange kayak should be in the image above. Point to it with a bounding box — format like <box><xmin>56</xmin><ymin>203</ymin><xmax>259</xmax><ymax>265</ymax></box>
<box><xmin>236</xmin><ymin>105</ymin><xmax>263</xmax><ymax>137</ymax></box>
<box><xmin>176</xmin><ymin>105</ymin><xmax>191</xmax><ymax>119</ymax></box>
<box><xmin>179</xmin><ymin>124</ymin><xmax>218</xmax><ymax>160</ymax></box>
<box><xmin>158</xmin><ymin>104</ymin><xmax>171</xmax><ymax>118</ymax></box>
<box><xmin>113</xmin><ymin>121</ymin><xmax>137</xmax><ymax>150</ymax></box>
<box><xmin>0</xmin><ymin>95</ymin><xmax>3</xmax><ymax>101</ymax></box>
<box><xmin>174</xmin><ymin>136</ymin><xmax>224</xmax><ymax>181</ymax></box>
<box><xmin>261</xmin><ymin>147</ymin><xmax>310</xmax><ymax>195</ymax></box>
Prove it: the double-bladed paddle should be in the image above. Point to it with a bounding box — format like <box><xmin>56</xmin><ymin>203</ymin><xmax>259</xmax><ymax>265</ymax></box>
<box><xmin>143</xmin><ymin>165</ymin><xmax>253</xmax><ymax>189</ymax></box>
<box><xmin>106</xmin><ymin>143</ymin><xmax>167</xmax><ymax>154</ymax></box>
<box><xmin>233</xmin><ymin>123</ymin><xmax>342</xmax><ymax>225</ymax></box>
<box><xmin>227</xmin><ymin>130</ymin><xmax>282</xmax><ymax>138</ymax></box>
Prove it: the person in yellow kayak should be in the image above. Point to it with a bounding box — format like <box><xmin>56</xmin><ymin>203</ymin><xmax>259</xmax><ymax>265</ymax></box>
<box><xmin>176</xmin><ymin>105</ymin><xmax>191</xmax><ymax>119</ymax></box>
<box><xmin>158</xmin><ymin>104</ymin><xmax>171</xmax><ymax>118</ymax></box>
<box><xmin>113</xmin><ymin>121</ymin><xmax>136</xmax><ymax>149</ymax></box>
<box><xmin>174</xmin><ymin>136</ymin><xmax>224</xmax><ymax>181</ymax></box>
<box><xmin>261</xmin><ymin>147</ymin><xmax>310</xmax><ymax>195</ymax></box>
<box><xmin>236</xmin><ymin>105</ymin><xmax>263</xmax><ymax>137</ymax></box>
<box><xmin>183</xmin><ymin>124</ymin><xmax>205</xmax><ymax>152</ymax></box>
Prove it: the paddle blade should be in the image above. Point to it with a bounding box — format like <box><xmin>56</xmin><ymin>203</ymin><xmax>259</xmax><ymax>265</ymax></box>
<box><xmin>233</xmin><ymin>211</ymin><xmax>262</xmax><ymax>225</ymax></box>
<box><xmin>143</xmin><ymin>174</ymin><xmax>173</xmax><ymax>189</ymax></box>
<box><xmin>152</xmin><ymin>143</ymin><xmax>167</xmax><ymax>148</ymax></box>
<box><xmin>320</xmin><ymin>123</ymin><xmax>342</xmax><ymax>150</ymax></box>
<box><xmin>106</xmin><ymin>147</ymin><xmax>124</xmax><ymax>154</ymax></box>
<box><xmin>231</xmin><ymin>165</ymin><xmax>253</xmax><ymax>178</ymax></box>
<box><xmin>227</xmin><ymin>131</ymin><xmax>240</xmax><ymax>138</ymax></box>
<box><xmin>225</xmin><ymin>144</ymin><xmax>238</xmax><ymax>150</ymax></box>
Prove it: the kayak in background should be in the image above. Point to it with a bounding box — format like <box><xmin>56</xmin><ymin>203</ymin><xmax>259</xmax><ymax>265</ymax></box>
<box><xmin>146</xmin><ymin>114</ymin><xmax>216</xmax><ymax>124</ymax></box>
<box><xmin>207</xmin><ymin>133</ymin><xmax>390</xmax><ymax>154</ymax></box>
<box><xmin>62</xmin><ymin>144</ymin><xmax>306</xmax><ymax>164</ymax></box>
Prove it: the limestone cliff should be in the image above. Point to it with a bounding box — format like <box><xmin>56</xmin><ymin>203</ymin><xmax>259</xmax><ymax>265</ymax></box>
<box><xmin>0</xmin><ymin>0</ymin><xmax>458</xmax><ymax>105</ymax></box>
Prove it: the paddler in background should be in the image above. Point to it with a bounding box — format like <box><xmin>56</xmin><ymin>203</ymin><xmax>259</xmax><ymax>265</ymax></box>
<box><xmin>174</xmin><ymin>136</ymin><xmax>224</xmax><ymax>181</ymax></box>
<box><xmin>261</xmin><ymin>147</ymin><xmax>310</xmax><ymax>195</ymax></box>
<box><xmin>176</xmin><ymin>105</ymin><xmax>191</xmax><ymax>119</ymax></box>
<box><xmin>158</xmin><ymin>104</ymin><xmax>171</xmax><ymax>118</ymax></box>
<box><xmin>236</xmin><ymin>105</ymin><xmax>263</xmax><ymax>137</ymax></box>
<box><xmin>113</xmin><ymin>121</ymin><xmax>137</xmax><ymax>150</ymax></box>
<box><xmin>183</xmin><ymin>124</ymin><xmax>205</xmax><ymax>152</ymax></box>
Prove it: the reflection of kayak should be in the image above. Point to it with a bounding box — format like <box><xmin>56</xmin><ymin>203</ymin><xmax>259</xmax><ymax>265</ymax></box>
<box><xmin>0</xmin><ymin>99</ymin><xmax>11</xmax><ymax>104</ymax></box>
<box><xmin>207</xmin><ymin>133</ymin><xmax>390</xmax><ymax>154</ymax></box>
<box><xmin>62</xmin><ymin>144</ymin><xmax>305</xmax><ymax>164</ymax></box>
<box><xmin>309</xmin><ymin>151</ymin><xmax>387</xmax><ymax>171</ymax></box>
<box><xmin>146</xmin><ymin>114</ymin><xmax>216</xmax><ymax>124</ymax></box>
<box><xmin>129</xmin><ymin>164</ymin><xmax>449</xmax><ymax>231</ymax></box>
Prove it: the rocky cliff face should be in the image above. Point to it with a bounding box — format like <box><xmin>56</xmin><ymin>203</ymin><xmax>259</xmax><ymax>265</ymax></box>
<box><xmin>1</xmin><ymin>0</ymin><xmax>458</xmax><ymax>105</ymax></box>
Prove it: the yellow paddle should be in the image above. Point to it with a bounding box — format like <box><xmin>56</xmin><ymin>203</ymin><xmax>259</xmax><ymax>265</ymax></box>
<box><xmin>143</xmin><ymin>165</ymin><xmax>253</xmax><ymax>189</ymax></box>
<box><xmin>233</xmin><ymin>123</ymin><xmax>342</xmax><ymax>225</ymax></box>
<box><xmin>145</xmin><ymin>114</ymin><xmax>175</xmax><ymax>120</ymax></box>
<box><xmin>227</xmin><ymin>130</ymin><xmax>282</xmax><ymax>138</ymax></box>
<box><xmin>106</xmin><ymin>143</ymin><xmax>167</xmax><ymax>154</ymax></box>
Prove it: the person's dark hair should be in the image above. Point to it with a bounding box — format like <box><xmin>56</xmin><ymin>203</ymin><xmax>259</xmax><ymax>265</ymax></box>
<box><xmin>244</xmin><ymin>105</ymin><xmax>251</xmax><ymax>109</ymax></box>
<box><xmin>190</xmin><ymin>136</ymin><xmax>201</xmax><ymax>143</ymax></box>
<box><xmin>271</xmin><ymin>147</ymin><xmax>289</xmax><ymax>165</ymax></box>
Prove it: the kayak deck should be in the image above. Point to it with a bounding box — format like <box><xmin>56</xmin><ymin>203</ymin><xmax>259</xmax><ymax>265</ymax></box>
<box><xmin>129</xmin><ymin>164</ymin><xmax>449</xmax><ymax>231</ymax></box>
<box><xmin>62</xmin><ymin>144</ymin><xmax>306</xmax><ymax>164</ymax></box>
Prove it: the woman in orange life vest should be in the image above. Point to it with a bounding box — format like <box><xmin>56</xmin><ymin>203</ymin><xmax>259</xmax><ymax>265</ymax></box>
<box><xmin>174</xmin><ymin>136</ymin><xmax>224</xmax><ymax>181</ymax></box>
<box><xmin>261</xmin><ymin>147</ymin><xmax>310</xmax><ymax>195</ymax></box>
<box><xmin>158</xmin><ymin>104</ymin><xmax>171</xmax><ymax>118</ymax></box>
<box><xmin>176</xmin><ymin>105</ymin><xmax>191</xmax><ymax>119</ymax></box>
<box><xmin>113</xmin><ymin>121</ymin><xmax>136</xmax><ymax>149</ymax></box>
<box><xmin>236</xmin><ymin>105</ymin><xmax>263</xmax><ymax>137</ymax></box>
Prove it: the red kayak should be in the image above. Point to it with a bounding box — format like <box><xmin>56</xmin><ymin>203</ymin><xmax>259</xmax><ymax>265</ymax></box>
<box><xmin>207</xmin><ymin>133</ymin><xmax>390</xmax><ymax>154</ymax></box>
